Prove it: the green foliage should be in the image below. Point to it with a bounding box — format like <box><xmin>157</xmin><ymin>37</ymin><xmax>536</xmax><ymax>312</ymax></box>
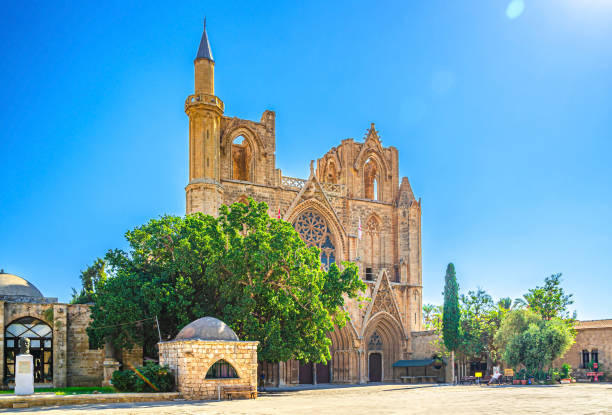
<box><xmin>134</xmin><ymin>362</ymin><xmax>175</xmax><ymax>392</ymax></box>
<box><xmin>458</xmin><ymin>288</ymin><xmax>501</xmax><ymax>363</ymax></box>
<box><xmin>560</xmin><ymin>363</ymin><xmax>572</xmax><ymax>379</ymax></box>
<box><xmin>86</xmin><ymin>199</ymin><xmax>365</xmax><ymax>363</ymax></box>
<box><xmin>110</xmin><ymin>370</ymin><xmax>137</xmax><ymax>392</ymax></box>
<box><xmin>522</xmin><ymin>273</ymin><xmax>575</xmax><ymax>321</ymax></box>
<box><xmin>111</xmin><ymin>363</ymin><xmax>175</xmax><ymax>392</ymax></box>
<box><xmin>71</xmin><ymin>258</ymin><xmax>107</xmax><ymax>304</ymax></box>
<box><xmin>442</xmin><ymin>263</ymin><xmax>461</xmax><ymax>352</ymax></box>
<box><xmin>422</xmin><ymin>304</ymin><xmax>441</xmax><ymax>330</ymax></box>
<box><xmin>495</xmin><ymin>309</ymin><xmax>575</xmax><ymax>372</ymax></box>
<box><xmin>497</xmin><ymin>297</ymin><xmax>512</xmax><ymax>311</ymax></box>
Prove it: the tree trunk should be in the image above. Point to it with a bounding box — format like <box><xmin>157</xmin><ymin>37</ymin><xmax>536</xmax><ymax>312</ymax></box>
<box><xmin>451</xmin><ymin>350</ymin><xmax>455</xmax><ymax>384</ymax></box>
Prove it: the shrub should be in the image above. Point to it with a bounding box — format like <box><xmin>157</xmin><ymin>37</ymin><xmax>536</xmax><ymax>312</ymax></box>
<box><xmin>560</xmin><ymin>363</ymin><xmax>572</xmax><ymax>379</ymax></box>
<box><xmin>134</xmin><ymin>362</ymin><xmax>175</xmax><ymax>392</ymax></box>
<box><xmin>111</xmin><ymin>363</ymin><xmax>175</xmax><ymax>393</ymax></box>
<box><xmin>111</xmin><ymin>370</ymin><xmax>137</xmax><ymax>392</ymax></box>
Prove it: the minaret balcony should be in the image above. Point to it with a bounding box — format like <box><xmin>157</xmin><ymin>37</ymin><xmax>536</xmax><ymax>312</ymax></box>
<box><xmin>185</xmin><ymin>93</ymin><xmax>224</xmax><ymax>113</ymax></box>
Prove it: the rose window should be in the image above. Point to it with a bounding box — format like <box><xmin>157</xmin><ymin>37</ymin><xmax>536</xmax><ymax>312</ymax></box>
<box><xmin>294</xmin><ymin>210</ymin><xmax>336</xmax><ymax>269</ymax></box>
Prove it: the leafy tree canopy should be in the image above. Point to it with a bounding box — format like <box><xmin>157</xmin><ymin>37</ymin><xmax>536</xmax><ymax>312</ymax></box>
<box><xmin>71</xmin><ymin>258</ymin><xmax>107</xmax><ymax>304</ymax></box>
<box><xmin>522</xmin><ymin>273</ymin><xmax>575</xmax><ymax>321</ymax></box>
<box><xmin>494</xmin><ymin>309</ymin><xmax>575</xmax><ymax>371</ymax></box>
<box><xmin>86</xmin><ymin>199</ymin><xmax>366</xmax><ymax>363</ymax></box>
<box><xmin>459</xmin><ymin>288</ymin><xmax>500</xmax><ymax>362</ymax></box>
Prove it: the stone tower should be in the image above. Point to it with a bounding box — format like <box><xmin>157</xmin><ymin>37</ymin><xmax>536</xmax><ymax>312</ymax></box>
<box><xmin>185</xmin><ymin>19</ymin><xmax>225</xmax><ymax>216</ymax></box>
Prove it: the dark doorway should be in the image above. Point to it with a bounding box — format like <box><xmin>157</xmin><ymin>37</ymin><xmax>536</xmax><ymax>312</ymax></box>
<box><xmin>316</xmin><ymin>362</ymin><xmax>330</xmax><ymax>383</ymax></box>
<box><xmin>369</xmin><ymin>353</ymin><xmax>382</xmax><ymax>382</ymax></box>
<box><xmin>298</xmin><ymin>362</ymin><xmax>313</xmax><ymax>384</ymax></box>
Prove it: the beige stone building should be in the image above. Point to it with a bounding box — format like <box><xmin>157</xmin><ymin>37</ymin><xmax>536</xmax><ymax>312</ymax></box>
<box><xmin>0</xmin><ymin>271</ymin><xmax>104</xmax><ymax>387</ymax></box>
<box><xmin>0</xmin><ymin>271</ymin><xmax>144</xmax><ymax>388</ymax></box>
<box><xmin>555</xmin><ymin>319</ymin><xmax>611</xmax><ymax>379</ymax></box>
<box><xmin>185</xmin><ymin>22</ymin><xmax>431</xmax><ymax>385</ymax></box>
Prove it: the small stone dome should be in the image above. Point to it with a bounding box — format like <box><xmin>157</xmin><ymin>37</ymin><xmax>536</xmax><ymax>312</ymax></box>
<box><xmin>0</xmin><ymin>271</ymin><xmax>43</xmax><ymax>298</ymax></box>
<box><xmin>175</xmin><ymin>317</ymin><xmax>239</xmax><ymax>341</ymax></box>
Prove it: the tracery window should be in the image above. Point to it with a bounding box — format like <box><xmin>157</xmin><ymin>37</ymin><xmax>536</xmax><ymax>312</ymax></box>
<box><xmin>294</xmin><ymin>210</ymin><xmax>336</xmax><ymax>269</ymax></box>
<box><xmin>369</xmin><ymin>332</ymin><xmax>382</xmax><ymax>350</ymax></box>
<box><xmin>206</xmin><ymin>359</ymin><xmax>239</xmax><ymax>379</ymax></box>
<box><xmin>4</xmin><ymin>317</ymin><xmax>53</xmax><ymax>383</ymax></box>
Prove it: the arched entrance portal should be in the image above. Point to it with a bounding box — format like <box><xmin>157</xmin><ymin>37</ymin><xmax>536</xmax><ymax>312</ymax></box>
<box><xmin>369</xmin><ymin>353</ymin><xmax>382</xmax><ymax>382</ymax></box>
<box><xmin>4</xmin><ymin>317</ymin><xmax>53</xmax><ymax>383</ymax></box>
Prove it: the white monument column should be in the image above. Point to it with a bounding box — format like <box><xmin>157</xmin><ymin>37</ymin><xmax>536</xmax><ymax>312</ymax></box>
<box><xmin>15</xmin><ymin>353</ymin><xmax>34</xmax><ymax>395</ymax></box>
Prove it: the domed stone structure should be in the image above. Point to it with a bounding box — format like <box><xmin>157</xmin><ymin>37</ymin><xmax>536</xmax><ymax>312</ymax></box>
<box><xmin>0</xmin><ymin>271</ymin><xmax>57</xmax><ymax>303</ymax></box>
<box><xmin>0</xmin><ymin>272</ymin><xmax>43</xmax><ymax>299</ymax></box>
<box><xmin>159</xmin><ymin>315</ymin><xmax>258</xmax><ymax>400</ymax></box>
<box><xmin>175</xmin><ymin>317</ymin><xmax>239</xmax><ymax>341</ymax></box>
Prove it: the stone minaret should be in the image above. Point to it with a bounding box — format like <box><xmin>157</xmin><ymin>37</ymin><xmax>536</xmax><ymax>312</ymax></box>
<box><xmin>185</xmin><ymin>19</ymin><xmax>225</xmax><ymax>216</ymax></box>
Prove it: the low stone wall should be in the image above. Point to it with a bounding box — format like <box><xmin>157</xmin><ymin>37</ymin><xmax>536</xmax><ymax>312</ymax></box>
<box><xmin>0</xmin><ymin>392</ymin><xmax>179</xmax><ymax>409</ymax></box>
<box><xmin>159</xmin><ymin>339</ymin><xmax>258</xmax><ymax>400</ymax></box>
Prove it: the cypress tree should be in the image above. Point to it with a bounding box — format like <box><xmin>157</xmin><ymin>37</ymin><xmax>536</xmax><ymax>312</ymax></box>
<box><xmin>442</xmin><ymin>263</ymin><xmax>460</xmax><ymax>383</ymax></box>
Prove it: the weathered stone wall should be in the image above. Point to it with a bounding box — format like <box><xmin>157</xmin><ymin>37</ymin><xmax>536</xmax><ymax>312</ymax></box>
<box><xmin>66</xmin><ymin>305</ymin><xmax>104</xmax><ymax>386</ymax></box>
<box><xmin>120</xmin><ymin>347</ymin><xmax>143</xmax><ymax>370</ymax></box>
<box><xmin>159</xmin><ymin>339</ymin><xmax>258</xmax><ymax>400</ymax></box>
<box><xmin>411</xmin><ymin>330</ymin><xmax>449</xmax><ymax>382</ymax></box>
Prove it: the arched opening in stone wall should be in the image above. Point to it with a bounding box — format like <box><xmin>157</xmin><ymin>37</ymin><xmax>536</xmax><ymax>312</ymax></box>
<box><xmin>364</xmin><ymin>158</ymin><xmax>380</xmax><ymax>200</ymax></box>
<box><xmin>231</xmin><ymin>135</ymin><xmax>252</xmax><ymax>181</ymax></box>
<box><xmin>293</xmin><ymin>210</ymin><xmax>336</xmax><ymax>270</ymax></box>
<box><xmin>365</xmin><ymin>315</ymin><xmax>403</xmax><ymax>382</ymax></box>
<box><xmin>329</xmin><ymin>325</ymin><xmax>357</xmax><ymax>383</ymax></box>
<box><xmin>206</xmin><ymin>359</ymin><xmax>239</xmax><ymax>379</ymax></box>
<box><xmin>4</xmin><ymin>317</ymin><xmax>53</xmax><ymax>384</ymax></box>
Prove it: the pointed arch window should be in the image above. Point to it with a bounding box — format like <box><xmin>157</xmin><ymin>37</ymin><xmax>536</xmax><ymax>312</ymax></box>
<box><xmin>294</xmin><ymin>210</ymin><xmax>336</xmax><ymax>269</ymax></box>
<box><xmin>231</xmin><ymin>135</ymin><xmax>252</xmax><ymax>181</ymax></box>
<box><xmin>206</xmin><ymin>359</ymin><xmax>239</xmax><ymax>379</ymax></box>
<box><xmin>364</xmin><ymin>158</ymin><xmax>379</xmax><ymax>200</ymax></box>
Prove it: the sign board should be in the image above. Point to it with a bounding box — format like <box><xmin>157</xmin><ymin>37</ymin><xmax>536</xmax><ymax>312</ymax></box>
<box><xmin>504</xmin><ymin>369</ymin><xmax>514</xmax><ymax>377</ymax></box>
<box><xmin>475</xmin><ymin>372</ymin><xmax>482</xmax><ymax>378</ymax></box>
<box><xmin>593</xmin><ymin>362</ymin><xmax>598</xmax><ymax>369</ymax></box>
<box><xmin>17</xmin><ymin>361</ymin><xmax>31</xmax><ymax>374</ymax></box>
<box><xmin>587</xmin><ymin>372</ymin><xmax>603</xmax><ymax>381</ymax></box>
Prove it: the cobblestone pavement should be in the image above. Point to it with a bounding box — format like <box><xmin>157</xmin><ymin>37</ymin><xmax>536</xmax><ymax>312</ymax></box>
<box><xmin>10</xmin><ymin>383</ymin><xmax>612</xmax><ymax>414</ymax></box>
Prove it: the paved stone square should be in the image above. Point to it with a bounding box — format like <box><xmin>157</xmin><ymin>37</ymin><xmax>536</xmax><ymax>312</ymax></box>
<box><xmin>9</xmin><ymin>383</ymin><xmax>612</xmax><ymax>414</ymax></box>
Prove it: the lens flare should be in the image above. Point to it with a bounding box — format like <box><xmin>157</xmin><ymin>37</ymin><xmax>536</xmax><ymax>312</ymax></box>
<box><xmin>506</xmin><ymin>0</ymin><xmax>525</xmax><ymax>19</ymax></box>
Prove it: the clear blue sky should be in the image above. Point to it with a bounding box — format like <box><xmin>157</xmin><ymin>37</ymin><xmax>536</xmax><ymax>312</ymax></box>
<box><xmin>1</xmin><ymin>1</ymin><xmax>610</xmax><ymax>319</ymax></box>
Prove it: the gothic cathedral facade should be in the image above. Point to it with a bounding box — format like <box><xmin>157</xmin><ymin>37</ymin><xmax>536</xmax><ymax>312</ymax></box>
<box><xmin>185</xmin><ymin>23</ymin><xmax>427</xmax><ymax>384</ymax></box>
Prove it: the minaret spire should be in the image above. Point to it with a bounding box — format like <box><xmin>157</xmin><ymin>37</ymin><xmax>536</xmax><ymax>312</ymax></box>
<box><xmin>196</xmin><ymin>18</ymin><xmax>213</xmax><ymax>61</ymax></box>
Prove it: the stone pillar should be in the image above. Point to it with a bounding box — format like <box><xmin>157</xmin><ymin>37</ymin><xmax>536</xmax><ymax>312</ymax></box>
<box><xmin>102</xmin><ymin>359</ymin><xmax>120</xmax><ymax>386</ymax></box>
<box><xmin>52</xmin><ymin>304</ymin><xmax>68</xmax><ymax>388</ymax></box>
<box><xmin>278</xmin><ymin>361</ymin><xmax>286</xmax><ymax>386</ymax></box>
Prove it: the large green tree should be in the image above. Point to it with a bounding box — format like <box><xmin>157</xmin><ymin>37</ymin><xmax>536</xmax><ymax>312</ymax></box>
<box><xmin>71</xmin><ymin>258</ymin><xmax>107</xmax><ymax>304</ymax></box>
<box><xmin>522</xmin><ymin>273</ymin><xmax>575</xmax><ymax>321</ymax></box>
<box><xmin>86</xmin><ymin>199</ymin><xmax>365</xmax><ymax>363</ymax></box>
<box><xmin>495</xmin><ymin>309</ymin><xmax>574</xmax><ymax>372</ymax></box>
<box><xmin>442</xmin><ymin>263</ymin><xmax>461</xmax><ymax>383</ymax></box>
<box><xmin>458</xmin><ymin>289</ymin><xmax>502</xmax><ymax>367</ymax></box>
